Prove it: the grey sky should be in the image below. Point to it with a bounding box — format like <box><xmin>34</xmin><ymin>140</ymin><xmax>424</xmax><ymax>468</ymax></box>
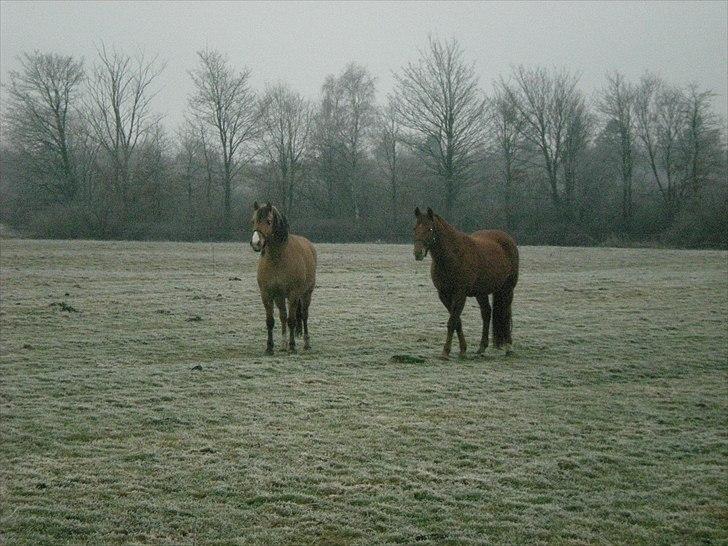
<box><xmin>1</xmin><ymin>0</ymin><xmax>726</xmax><ymax>128</ymax></box>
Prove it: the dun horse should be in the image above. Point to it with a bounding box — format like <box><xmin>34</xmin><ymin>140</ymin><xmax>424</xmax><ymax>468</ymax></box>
<box><xmin>413</xmin><ymin>207</ymin><xmax>519</xmax><ymax>359</ymax></box>
<box><xmin>250</xmin><ymin>202</ymin><xmax>317</xmax><ymax>354</ymax></box>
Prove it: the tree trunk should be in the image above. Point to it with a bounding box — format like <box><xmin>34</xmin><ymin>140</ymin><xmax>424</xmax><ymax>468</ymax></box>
<box><xmin>504</xmin><ymin>158</ymin><xmax>513</xmax><ymax>232</ymax></box>
<box><xmin>444</xmin><ymin>171</ymin><xmax>455</xmax><ymax>220</ymax></box>
<box><xmin>223</xmin><ymin>161</ymin><xmax>232</xmax><ymax>233</ymax></box>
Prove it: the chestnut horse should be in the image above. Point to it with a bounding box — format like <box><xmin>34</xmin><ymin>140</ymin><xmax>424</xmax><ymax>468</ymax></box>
<box><xmin>413</xmin><ymin>207</ymin><xmax>519</xmax><ymax>359</ymax></box>
<box><xmin>250</xmin><ymin>202</ymin><xmax>317</xmax><ymax>354</ymax></box>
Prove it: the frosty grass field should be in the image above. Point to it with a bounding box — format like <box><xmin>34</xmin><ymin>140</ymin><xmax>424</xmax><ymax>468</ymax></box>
<box><xmin>1</xmin><ymin>239</ymin><xmax>727</xmax><ymax>544</ymax></box>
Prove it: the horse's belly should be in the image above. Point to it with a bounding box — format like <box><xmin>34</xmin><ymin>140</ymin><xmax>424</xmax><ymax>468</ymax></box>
<box><xmin>262</xmin><ymin>276</ymin><xmax>308</xmax><ymax>300</ymax></box>
<box><xmin>258</xmin><ymin>269</ymin><xmax>289</xmax><ymax>298</ymax></box>
<box><xmin>266</xmin><ymin>284</ymin><xmax>287</xmax><ymax>298</ymax></box>
<box><xmin>470</xmin><ymin>276</ymin><xmax>500</xmax><ymax>297</ymax></box>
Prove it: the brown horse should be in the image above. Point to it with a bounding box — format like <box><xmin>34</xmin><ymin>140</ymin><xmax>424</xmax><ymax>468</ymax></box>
<box><xmin>413</xmin><ymin>207</ymin><xmax>519</xmax><ymax>359</ymax></box>
<box><xmin>250</xmin><ymin>202</ymin><xmax>317</xmax><ymax>354</ymax></box>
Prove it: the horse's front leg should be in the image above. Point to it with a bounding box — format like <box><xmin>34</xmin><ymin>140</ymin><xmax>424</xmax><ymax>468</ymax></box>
<box><xmin>262</xmin><ymin>295</ymin><xmax>275</xmax><ymax>355</ymax></box>
<box><xmin>437</xmin><ymin>290</ymin><xmax>453</xmax><ymax>359</ymax></box>
<box><xmin>439</xmin><ymin>291</ymin><xmax>466</xmax><ymax>360</ymax></box>
<box><xmin>451</xmin><ymin>293</ymin><xmax>468</xmax><ymax>359</ymax></box>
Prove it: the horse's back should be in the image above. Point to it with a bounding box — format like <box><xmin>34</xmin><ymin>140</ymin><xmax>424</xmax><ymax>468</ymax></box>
<box><xmin>288</xmin><ymin>234</ymin><xmax>317</xmax><ymax>289</ymax></box>
<box><xmin>472</xmin><ymin>230</ymin><xmax>518</xmax><ymax>262</ymax></box>
<box><xmin>469</xmin><ymin>229</ymin><xmax>519</xmax><ymax>286</ymax></box>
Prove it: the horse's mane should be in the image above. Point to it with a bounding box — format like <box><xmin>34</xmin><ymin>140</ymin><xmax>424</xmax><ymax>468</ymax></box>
<box><xmin>257</xmin><ymin>204</ymin><xmax>289</xmax><ymax>245</ymax></box>
<box><xmin>433</xmin><ymin>213</ymin><xmax>461</xmax><ymax>240</ymax></box>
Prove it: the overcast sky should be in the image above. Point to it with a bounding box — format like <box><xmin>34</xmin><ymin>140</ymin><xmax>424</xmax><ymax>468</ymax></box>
<box><xmin>1</xmin><ymin>0</ymin><xmax>726</xmax><ymax>128</ymax></box>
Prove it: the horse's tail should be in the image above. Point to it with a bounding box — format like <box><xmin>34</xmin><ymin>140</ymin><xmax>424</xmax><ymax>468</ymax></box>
<box><xmin>493</xmin><ymin>233</ymin><xmax>518</xmax><ymax>349</ymax></box>
<box><xmin>497</xmin><ymin>235</ymin><xmax>519</xmax><ymax>288</ymax></box>
<box><xmin>295</xmin><ymin>298</ymin><xmax>303</xmax><ymax>337</ymax></box>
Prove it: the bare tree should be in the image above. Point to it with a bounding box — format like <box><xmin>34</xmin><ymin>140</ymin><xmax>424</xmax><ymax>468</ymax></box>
<box><xmin>175</xmin><ymin>122</ymin><xmax>204</xmax><ymax>226</ymax></box>
<box><xmin>310</xmin><ymin>77</ymin><xmax>346</xmax><ymax>215</ymax></box>
<box><xmin>336</xmin><ymin>63</ymin><xmax>377</xmax><ymax>220</ymax></box>
<box><xmin>188</xmin><ymin>49</ymin><xmax>260</xmax><ymax>230</ymax></box>
<box><xmin>196</xmin><ymin>123</ymin><xmax>218</xmax><ymax>210</ymax></box>
<box><xmin>308</xmin><ymin>65</ymin><xmax>375</xmax><ymax>219</ymax></box>
<box><xmin>500</xmin><ymin>65</ymin><xmax>585</xmax><ymax>219</ymax></box>
<box><xmin>4</xmin><ymin>51</ymin><xmax>85</xmax><ymax>202</ymax></box>
<box><xmin>488</xmin><ymin>84</ymin><xmax>524</xmax><ymax>231</ymax></box>
<box><xmin>634</xmin><ymin>74</ymin><xmax>686</xmax><ymax>219</ymax></box>
<box><xmin>258</xmin><ymin>84</ymin><xmax>313</xmax><ymax>216</ymax></box>
<box><xmin>562</xmin><ymin>95</ymin><xmax>592</xmax><ymax>219</ymax></box>
<box><xmin>679</xmin><ymin>84</ymin><xmax>723</xmax><ymax>201</ymax></box>
<box><xmin>85</xmin><ymin>45</ymin><xmax>165</xmax><ymax>213</ymax></box>
<box><xmin>375</xmin><ymin>97</ymin><xmax>403</xmax><ymax>221</ymax></box>
<box><xmin>176</xmin><ymin>121</ymin><xmax>221</xmax><ymax>237</ymax></box>
<box><xmin>597</xmin><ymin>71</ymin><xmax>636</xmax><ymax>230</ymax></box>
<box><xmin>134</xmin><ymin>124</ymin><xmax>170</xmax><ymax>219</ymax></box>
<box><xmin>394</xmin><ymin>37</ymin><xmax>485</xmax><ymax>219</ymax></box>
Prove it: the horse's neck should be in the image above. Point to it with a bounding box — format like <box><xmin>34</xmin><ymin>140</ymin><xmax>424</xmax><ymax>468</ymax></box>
<box><xmin>431</xmin><ymin>219</ymin><xmax>463</xmax><ymax>270</ymax></box>
<box><xmin>263</xmin><ymin>241</ymin><xmax>286</xmax><ymax>262</ymax></box>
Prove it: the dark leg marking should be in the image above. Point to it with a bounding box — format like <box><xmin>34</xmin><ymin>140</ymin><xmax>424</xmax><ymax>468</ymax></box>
<box><xmin>301</xmin><ymin>290</ymin><xmax>312</xmax><ymax>350</ymax></box>
<box><xmin>263</xmin><ymin>297</ymin><xmax>275</xmax><ymax>355</ymax></box>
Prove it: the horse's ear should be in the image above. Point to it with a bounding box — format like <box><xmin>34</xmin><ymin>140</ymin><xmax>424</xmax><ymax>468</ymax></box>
<box><xmin>253</xmin><ymin>201</ymin><xmax>259</xmax><ymax>211</ymax></box>
<box><xmin>266</xmin><ymin>202</ymin><xmax>271</xmax><ymax>209</ymax></box>
<box><xmin>414</xmin><ymin>207</ymin><xmax>421</xmax><ymax>218</ymax></box>
<box><xmin>426</xmin><ymin>207</ymin><xmax>434</xmax><ymax>220</ymax></box>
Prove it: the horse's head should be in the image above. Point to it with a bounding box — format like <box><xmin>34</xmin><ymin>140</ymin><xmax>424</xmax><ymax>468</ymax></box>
<box><xmin>413</xmin><ymin>207</ymin><xmax>437</xmax><ymax>261</ymax></box>
<box><xmin>251</xmin><ymin>201</ymin><xmax>289</xmax><ymax>252</ymax></box>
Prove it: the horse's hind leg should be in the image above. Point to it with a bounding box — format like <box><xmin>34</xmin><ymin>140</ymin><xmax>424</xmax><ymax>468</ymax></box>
<box><xmin>301</xmin><ymin>290</ymin><xmax>312</xmax><ymax>350</ymax></box>
<box><xmin>287</xmin><ymin>298</ymin><xmax>299</xmax><ymax>353</ymax></box>
<box><xmin>295</xmin><ymin>299</ymin><xmax>303</xmax><ymax>338</ymax></box>
<box><xmin>276</xmin><ymin>297</ymin><xmax>287</xmax><ymax>346</ymax></box>
<box><xmin>262</xmin><ymin>295</ymin><xmax>275</xmax><ymax>355</ymax></box>
<box><xmin>476</xmin><ymin>294</ymin><xmax>491</xmax><ymax>354</ymax></box>
<box><xmin>493</xmin><ymin>287</ymin><xmax>514</xmax><ymax>354</ymax></box>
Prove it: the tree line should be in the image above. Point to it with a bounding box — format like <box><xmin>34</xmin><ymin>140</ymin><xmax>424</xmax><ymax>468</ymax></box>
<box><xmin>1</xmin><ymin>37</ymin><xmax>726</xmax><ymax>247</ymax></box>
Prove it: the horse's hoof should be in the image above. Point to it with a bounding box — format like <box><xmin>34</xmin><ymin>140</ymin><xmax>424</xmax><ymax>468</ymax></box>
<box><xmin>439</xmin><ymin>353</ymin><xmax>450</xmax><ymax>361</ymax></box>
<box><xmin>458</xmin><ymin>352</ymin><xmax>467</xmax><ymax>360</ymax></box>
<box><xmin>265</xmin><ymin>348</ymin><xmax>274</xmax><ymax>356</ymax></box>
<box><xmin>288</xmin><ymin>346</ymin><xmax>297</xmax><ymax>354</ymax></box>
<box><xmin>303</xmin><ymin>344</ymin><xmax>311</xmax><ymax>351</ymax></box>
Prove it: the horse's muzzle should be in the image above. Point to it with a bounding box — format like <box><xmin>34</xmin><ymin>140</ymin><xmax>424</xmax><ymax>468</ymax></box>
<box><xmin>414</xmin><ymin>248</ymin><xmax>427</xmax><ymax>261</ymax></box>
<box><xmin>250</xmin><ymin>231</ymin><xmax>264</xmax><ymax>252</ymax></box>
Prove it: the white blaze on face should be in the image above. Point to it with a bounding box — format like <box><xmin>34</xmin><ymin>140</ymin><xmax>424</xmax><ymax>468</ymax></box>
<box><xmin>251</xmin><ymin>230</ymin><xmax>262</xmax><ymax>250</ymax></box>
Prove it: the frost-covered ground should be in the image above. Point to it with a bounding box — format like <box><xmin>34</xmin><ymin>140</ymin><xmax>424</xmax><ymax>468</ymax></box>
<box><xmin>1</xmin><ymin>240</ymin><xmax>726</xmax><ymax>544</ymax></box>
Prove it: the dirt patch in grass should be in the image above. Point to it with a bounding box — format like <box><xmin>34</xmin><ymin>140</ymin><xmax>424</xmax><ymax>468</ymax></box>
<box><xmin>390</xmin><ymin>354</ymin><xmax>427</xmax><ymax>364</ymax></box>
<box><xmin>48</xmin><ymin>301</ymin><xmax>78</xmax><ymax>312</ymax></box>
